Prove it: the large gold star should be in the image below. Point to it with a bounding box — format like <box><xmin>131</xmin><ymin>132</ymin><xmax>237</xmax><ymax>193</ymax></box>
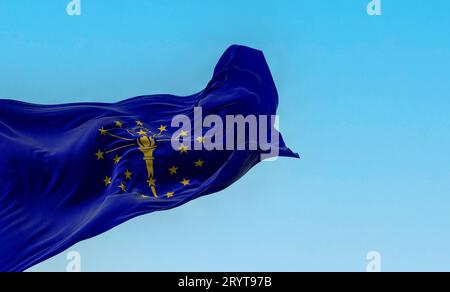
<box><xmin>113</xmin><ymin>155</ymin><xmax>121</xmax><ymax>164</ymax></box>
<box><xmin>147</xmin><ymin>177</ymin><xmax>157</xmax><ymax>187</ymax></box>
<box><xmin>124</xmin><ymin>170</ymin><xmax>132</xmax><ymax>180</ymax></box>
<box><xmin>103</xmin><ymin>176</ymin><xmax>112</xmax><ymax>186</ymax></box>
<box><xmin>98</xmin><ymin>127</ymin><xmax>107</xmax><ymax>135</ymax></box>
<box><xmin>194</xmin><ymin>159</ymin><xmax>205</xmax><ymax>167</ymax></box>
<box><xmin>118</xmin><ymin>182</ymin><xmax>127</xmax><ymax>192</ymax></box>
<box><xmin>178</xmin><ymin>144</ymin><xmax>189</xmax><ymax>154</ymax></box>
<box><xmin>166</xmin><ymin>192</ymin><xmax>174</xmax><ymax>198</ymax></box>
<box><xmin>95</xmin><ymin>150</ymin><xmax>104</xmax><ymax>160</ymax></box>
<box><xmin>158</xmin><ymin>125</ymin><xmax>167</xmax><ymax>133</ymax></box>
<box><xmin>168</xmin><ymin>166</ymin><xmax>178</xmax><ymax>175</ymax></box>
<box><xmin>180</xmin><ymin>178</ymin><xmax>190</xmax><ymax>186</ymax></box>
<box><xmin>115</xmin><ymin>121</ymin><xmax>123</xmax><ymax>128</ymax></box>
<box><xmin>137</xmin><ymin>130</ymin><xmax>147</xmax><ymax>136</ymax></box>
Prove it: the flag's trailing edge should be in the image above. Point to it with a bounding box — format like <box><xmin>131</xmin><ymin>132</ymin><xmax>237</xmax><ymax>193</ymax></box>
<box><xmin>0</xmin><ymin>45</ymin><xmax>299</xmax><ymax>271</ymax></box>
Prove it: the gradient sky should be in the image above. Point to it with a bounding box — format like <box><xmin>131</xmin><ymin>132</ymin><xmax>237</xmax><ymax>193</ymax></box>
<box><xmin>0</xmin><ymin>0</ymin><xmax>449</xmax><ymax>271</ymax></box>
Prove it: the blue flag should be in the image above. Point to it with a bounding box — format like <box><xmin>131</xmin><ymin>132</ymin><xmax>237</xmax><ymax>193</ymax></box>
<box><xmin>0</xmin><ymin>45</ymin><xmax>298</xmax><ymax>271</ymax></box>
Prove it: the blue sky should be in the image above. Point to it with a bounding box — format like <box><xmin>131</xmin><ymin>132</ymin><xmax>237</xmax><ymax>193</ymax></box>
<box><xmin>1</xmin><ymin>0</ymin><xmax>449</xmax><ymax>271</ymax></box>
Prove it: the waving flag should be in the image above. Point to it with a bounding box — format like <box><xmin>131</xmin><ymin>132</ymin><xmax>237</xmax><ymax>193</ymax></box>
<box><xmin>0</xmin><ymin>45</ymin><xmax>298</xmax><ymax>271</ymax></box>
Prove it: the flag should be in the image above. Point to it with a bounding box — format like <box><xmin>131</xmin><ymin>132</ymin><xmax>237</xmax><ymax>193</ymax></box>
<box><xmin>0</xmin><ymin>45</ymin><xmax>298</xmax><ymax>271</ymax></box>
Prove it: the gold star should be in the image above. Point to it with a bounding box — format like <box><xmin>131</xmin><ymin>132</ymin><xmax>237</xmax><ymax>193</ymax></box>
<box><xmin>180</xmin><ymin>178</ymin><xmax>190</xmax><ymax>186</ymax></box>
<box><xmin>178</xmin><ymin>144</ymin><xmax>189</xmax><ymax>154</ymax></box>
<box><xmin>147</xmin><ymin>177</ymin><xmax>157</xmax><ymax>187</ymax></box>
<box><xmin>118</xmin><ymin>183</ymin><xmax>126</xmax><ymax>192</ymax></box>
<box><xmin>115</xmin><ymin>121</ymin><xmax>123</xmax><ymax>128</ymax></box>
<box><xmin>137</xmin><ymin>130</ymin><xmax>147</xmax><ymax>136</ymax></box>
<box><xmin>98</xmin><ymin>127</ymin><xmax>107</xmax><ymax>135</ymax></box>
<box><xmin>113</xmin><ymin>155</ymin><xmax>121</xmax><ymax>164</ymax></box>
<box><xmin>166</xmin><ymin>192</ymin><xmax>174</xmax><ymax>198</ymax></box>
<box><xmin>95</xmin><ymin>150</ymin><xmax>104</xmax><ymax>160</ymax></box>
<box><xmin>136</xmin><ymin>120</ymin><xmax>143</xmax><ymax>126</ymax></box>
<box><xmin>196</xmin><ymin>136</ymin><xmax>205</xmax><ymax>144</ymax></box>
<box><xmin>179</xmin><ymin>130</ymin><xmax>188</xmax><ymax>137</ymax></box>
<box><xmin>158</xmin><ymin>125</ymin><xmax>167</xmax><ymax>133</ymax></box>
<box><xmin>103</xmin><ymin>176</ymin><xmax>112</xmax><ymax>186</ymax></box>
<box><xmin>124</xmin><ymin>170</ymin><xmax>132</xmax><ymax>180</ymax></box>
<box><xmin>168</xmin><ymin>166</ymin><xmax>178</xmax><ymax>175</ymax></box>
<box><xmin>194</xmin><ymin>159</ymin><xmax>205</xmax><ymax>167</ymax></box>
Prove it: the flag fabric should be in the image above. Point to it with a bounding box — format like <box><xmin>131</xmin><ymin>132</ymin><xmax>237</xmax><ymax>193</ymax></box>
<box><xmin>0</xmin><ymin>45</ymin><xmax>298</xmax><ymax>271</ymax></box>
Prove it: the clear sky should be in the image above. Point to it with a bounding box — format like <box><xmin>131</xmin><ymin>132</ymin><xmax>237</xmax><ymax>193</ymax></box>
<box><xmin>1</xmin><ymin>0</ymin><xmax>449</xmax><ymax>271</ymax></box>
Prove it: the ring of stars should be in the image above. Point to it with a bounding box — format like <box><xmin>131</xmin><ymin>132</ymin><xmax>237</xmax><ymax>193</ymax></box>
<box><xmin>96</xmin><ymin>120</ymin><xmax>208</xmax><ymax>199</ymax></box>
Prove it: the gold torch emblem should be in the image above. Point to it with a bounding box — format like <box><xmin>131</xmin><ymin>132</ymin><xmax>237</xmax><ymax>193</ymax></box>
<box><xmin>96</xmin><ymin>120</ymin><xmax>175</xmax><ymax>198</ymax></box>
<box><xmin>137</xmin><ymin>135</ymin><xmax>158</xmax><ymax>198</ymax></box>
